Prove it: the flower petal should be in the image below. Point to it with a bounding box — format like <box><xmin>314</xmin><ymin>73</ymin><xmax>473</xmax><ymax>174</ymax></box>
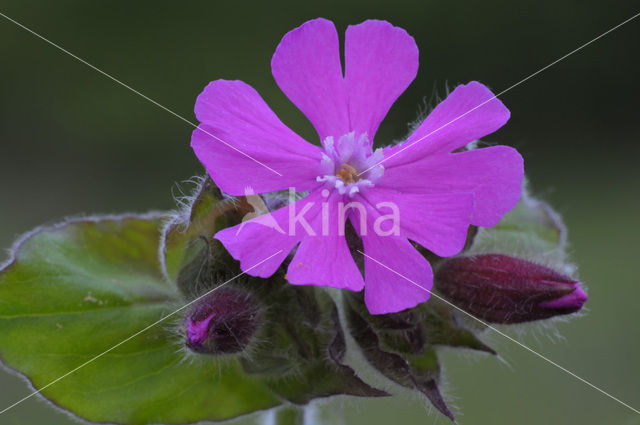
<box><xmin>271</xmin><ymin>18</ymin><xmax>349</xmax><ymax>141</ymax></box>
<box><xmin>361</xmin><ymin>233</ymin><xmax>432</xmax><ymax>315</ymax></box>
<box><xmin>214</xmin><ymin>190</ymin><xmax>324</xmax><ymax>278</ymax></box>
<box><xmin>345</xmin><ymin>20</ymin><xmax>418</xmax><ymax>141</ymax></box>
<box><xmin>192</xmin><ymin>80</ymin><xmax>322</xmax><ymax>196</ymax></box>
<box><xmin>359</xmin><ymin>188</ymin><xmax>474</xmax><ymax>257</ymax></box>
<box><xmin>384</xmin><ymin>82</ymin><xmax>510</xmax><ymax>161</ymax></box>
<box><xmin>287</xmin><ymin>192</ymin><xmax>364</xmax><ymax>291</ymax></box>
<box><xmin>379</xmin><ymin>146</ymin><xmax>524</xmax><ymax>227</ymax></box>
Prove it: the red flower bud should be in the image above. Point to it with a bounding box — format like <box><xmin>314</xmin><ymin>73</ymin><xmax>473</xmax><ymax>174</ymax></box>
<box><xmin>185</xmin><ymin>287</ymin><xmax>260</xmax><ymax>354</ymax></box>
<box><xmin>435</xmin><ymin>254</ymin><xmax>587</xmax><ymax>324</ymax></box>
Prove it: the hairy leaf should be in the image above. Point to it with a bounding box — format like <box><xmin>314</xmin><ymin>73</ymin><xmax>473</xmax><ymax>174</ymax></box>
<box><xmin>0</xmin><ymin>215</ymin><xmax>280</xmax><ymax>424</ymax></box>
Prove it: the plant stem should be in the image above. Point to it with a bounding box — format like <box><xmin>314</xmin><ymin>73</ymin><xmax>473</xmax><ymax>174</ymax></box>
<box><xmin>264</xmin><ymin>405</ymin><xmax>304</xmax><ymax>425</ymax></box>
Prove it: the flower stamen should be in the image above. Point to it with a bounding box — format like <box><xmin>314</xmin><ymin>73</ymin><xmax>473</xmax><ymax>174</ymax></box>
<box><xmin>316</xmin><ymin>133</ymin><xmax>384</xmax><ymax>197</ymax></box>
<box><xmin>337</xmin><ymin>164</ymin><xmax>358</xmax><ymax>183</ymax></box>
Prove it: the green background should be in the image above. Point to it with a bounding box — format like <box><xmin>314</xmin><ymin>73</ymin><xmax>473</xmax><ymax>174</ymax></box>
<box><xmin>0</xmin><ymin>1</ymin><xmax>638</xmax><ymax>424</ymax></box>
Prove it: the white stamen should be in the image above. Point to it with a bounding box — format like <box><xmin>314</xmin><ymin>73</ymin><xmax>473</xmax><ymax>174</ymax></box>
<box><xmin>317</xmin><ymin>133</ymin><xmax>385</xmax><ymax>198</ymax></box>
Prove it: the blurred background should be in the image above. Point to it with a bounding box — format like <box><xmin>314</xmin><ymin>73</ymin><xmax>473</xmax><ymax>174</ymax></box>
<box><xmin>0</xmin><ymin>1</ymin><xmax>638</xmax><ymax>424</ymax></box>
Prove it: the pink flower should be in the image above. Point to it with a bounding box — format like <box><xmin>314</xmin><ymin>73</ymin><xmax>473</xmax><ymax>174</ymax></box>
<box><xmin>191</xmin><ymin>18</ymin><xmax>524</xmax><ymax>314</ymax></box>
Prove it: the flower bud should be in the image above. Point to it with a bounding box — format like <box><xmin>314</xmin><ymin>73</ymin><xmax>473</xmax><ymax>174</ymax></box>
<box><xmin>435</xmin><ymin>254</ymin><xmax>587</xmax><ymax>324</ymax></box>
<box><xmin>185</xmin><ymin>287</ymin><xmax>261</xmax><ymax>354</ymax></box>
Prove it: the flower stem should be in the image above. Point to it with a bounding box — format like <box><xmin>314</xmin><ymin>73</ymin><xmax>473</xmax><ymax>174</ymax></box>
<box><xmin>260</xmin><ymin>405</ymin><xmax>304</xmax><ymax>425</ymax></box>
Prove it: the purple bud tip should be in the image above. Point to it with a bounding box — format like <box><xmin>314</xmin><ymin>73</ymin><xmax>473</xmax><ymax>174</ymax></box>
<box><xmin>185</xmin><ymin>287</ymin><xmax>260</xmax><ymax>355</ymax></box>
<box><xmin>435</xmin><ymin>254</ymin><xmax>588</xmax><ymax>324</ymax></box>
<box><xmin>539</xmin><ymin>284</ymin><xmax>588</xmax><ymax>311</ymax></box>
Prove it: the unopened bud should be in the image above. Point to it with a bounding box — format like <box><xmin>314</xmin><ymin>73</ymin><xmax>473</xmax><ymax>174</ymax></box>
<box><xmin>185</xmin><ymin>287</ymin><xmax>260</xmax><ymax>354</ymax></box>
<box><xmin>435</xmin><ymin>254</ymin><xmax>587</xmax><ymax>323</ymax></box>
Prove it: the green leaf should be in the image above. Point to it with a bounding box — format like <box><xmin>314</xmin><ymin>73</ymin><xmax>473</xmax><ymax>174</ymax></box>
<box><xmin>420</xmin><ymin>299</ymin><xmax>495</xmax><ymax>354</ymax></box>
<box><xmin>0</xmin><ymin>214</ymin><xmax>280</xmax><ymax>424</ymax></box>
<box><xmin>468</xmin><ymin>184</ymin><xmax>566</xmax><ymax>258</ymax></box>
<box><xmin>344</xmin><ymin>295</ymin><xmax>454</xmax><ymax>421</ymax></box>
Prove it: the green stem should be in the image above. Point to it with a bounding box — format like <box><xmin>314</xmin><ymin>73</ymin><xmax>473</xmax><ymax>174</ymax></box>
<box><xmin>273</xmin><ymin>405</ymin><xmax>304</xmax><ymax>425</ymax></box>
<box><xmin>261</xmin><ymin>401</ymin><xmax>346</xmax><ymax>425</ymax></box>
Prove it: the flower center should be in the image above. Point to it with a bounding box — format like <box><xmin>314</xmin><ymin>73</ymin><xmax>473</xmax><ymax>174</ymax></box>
<box><xmin>337</xmin><ymin>163</ymin><xmax>358</xmax><ymax>184</ymax></box>
<box><xmin>317</xmin><ymin>132</ymin><xmax>384</xmax><ymax>197</ymax></box>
